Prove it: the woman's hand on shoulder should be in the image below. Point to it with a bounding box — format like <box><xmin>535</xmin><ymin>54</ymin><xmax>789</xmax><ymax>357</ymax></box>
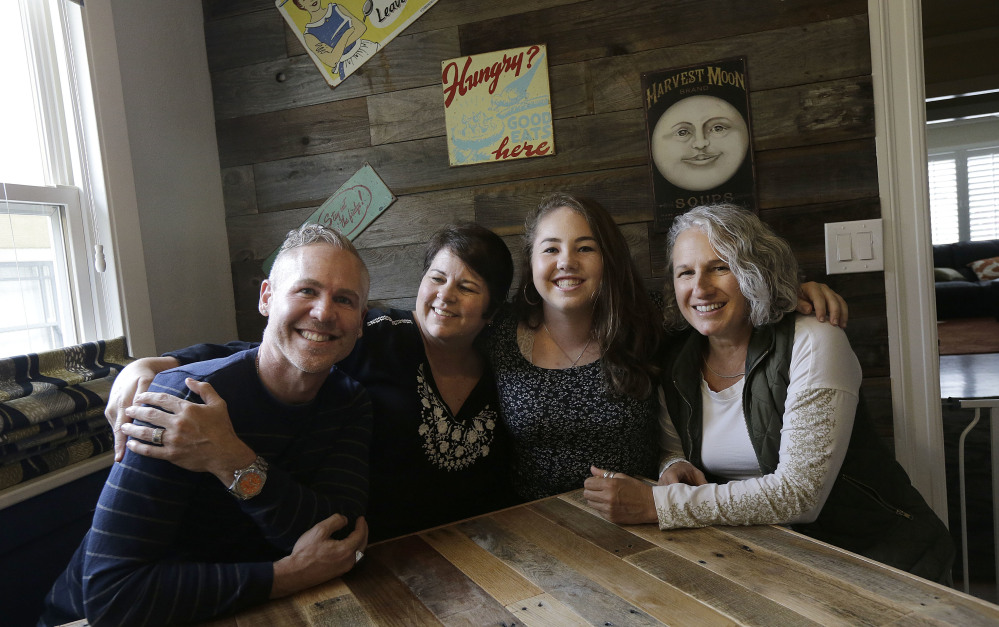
<box><xmin>123</xmin><ymin>379</ymin><xmax>255</xmax><ymax>484</ymax></box>
<box><xmin>796</xmin><ymin>281</ymin><xmax>848</xmax><ymax>328</ymax></box>
<box><xmin>106</xmin><ymin>356</ymin><xmax>181</xmax><ymax>461</ymax></box>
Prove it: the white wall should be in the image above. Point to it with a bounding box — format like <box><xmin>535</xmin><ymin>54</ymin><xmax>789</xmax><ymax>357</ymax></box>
<box><xmin>926</xmin><ymin>117</ymin><xmax>999</xmax><ymax>151</ymax></box>
<box><xmin>868</xmin><ymin>0</ymin><xmax>948</xmax><ymax>519</ymax></box>
<box><xmin>84</xmin><ymin>0</ymin><xmax>237</xmax><ymax>356</ymax></box>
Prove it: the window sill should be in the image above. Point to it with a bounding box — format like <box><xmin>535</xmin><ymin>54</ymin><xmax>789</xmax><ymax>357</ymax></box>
<box><xmin>0</xmin><ymin>452</ymin><xmax>112</xmax><ymax>511</ymax></box>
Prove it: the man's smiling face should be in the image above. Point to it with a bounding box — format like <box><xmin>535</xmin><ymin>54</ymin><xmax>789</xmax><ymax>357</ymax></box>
<box><xmin>259</xmin><ymin>243</ymin><xmax>367</xmax><ymax>377</ymax></box>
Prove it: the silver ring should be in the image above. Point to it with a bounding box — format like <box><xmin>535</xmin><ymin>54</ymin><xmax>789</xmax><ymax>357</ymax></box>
<box><xmin>602</xmin><ymin>471</ymin><xmax>609</xmax><ymax>478</ymax></box>
<box><xmin>355</xmin><ymin>550</ymin><xmax>364</xmax><ymax>563</ymax></box>
<box><xmin>609</xmin><ymin>472</ymin><xmax>616</xmax><ymax>478</ymax></box>
<box><xmin>151</xmin><ymin>427</ymin><xmax>165</xmax><ymax>446</ymax></box>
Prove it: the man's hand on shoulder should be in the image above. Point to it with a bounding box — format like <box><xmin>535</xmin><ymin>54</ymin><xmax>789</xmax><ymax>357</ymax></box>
<box><xmin>121</xmin><ymin>378</ymin><xmax>256</xmax><ymax>485</ymax></box>
<box><xmin>271</xmin><ymin>515</ymin><xmax>368</xmax><ymax>598</ymax></box>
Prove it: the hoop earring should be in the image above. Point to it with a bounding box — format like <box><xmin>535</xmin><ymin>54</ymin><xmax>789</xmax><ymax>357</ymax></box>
<box><xmin>523</xmin><ymin>283</ymin><xmax>541</xmax><ymax>306</ymax></box>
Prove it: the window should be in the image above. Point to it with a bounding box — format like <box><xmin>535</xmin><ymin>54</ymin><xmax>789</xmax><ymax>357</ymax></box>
<box><xmin>0</xmin><ymin>184</ymin><xmax>96</xmax><ymax>355</ymax></box>
<box><xmin>928</xmin><ymin>147</ymin><xmax>999</xmax><ymax>244</ymax></box>
<box><xmin>0</xmin><ymin>200</ymin><xmax>73</xmax><ymax>354</ymax></box>
<box><xmin>926</xmin><ymin>108</ymin><xmax>999</xmax><ymax>246</ymax></box>
<box><xmin>967</xmin><ymin>150</ymin><xmax>999</xmax><ymax>240</ymax></box>
<box><xmin>927</xmin><ymin>158</ymin><xmax>960</xmax><ymax>244</ymax></box>
<box><xmin>0</xmin><ymin>0</ymin><xmax>120</xmax><ymax>357</ymax></box>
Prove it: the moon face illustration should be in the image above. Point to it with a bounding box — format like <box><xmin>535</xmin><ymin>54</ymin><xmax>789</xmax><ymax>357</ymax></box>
<box><xmin>651</xmin><ymin>95</ymin><xmax>749</xmax><ymax>192</ymax></box>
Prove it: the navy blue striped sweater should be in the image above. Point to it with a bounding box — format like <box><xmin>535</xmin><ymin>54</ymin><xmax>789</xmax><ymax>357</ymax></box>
<box><xmin>40</xmin><ymin>348</ymin><xmax>371</xmax><ymax>626</ymax></box>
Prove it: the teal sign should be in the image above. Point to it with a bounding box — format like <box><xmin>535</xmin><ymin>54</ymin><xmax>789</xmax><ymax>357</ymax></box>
<box><xmin>263</xmin><ymin>163</ymin><xmax>395</xmax><ymax>273</ymax></box>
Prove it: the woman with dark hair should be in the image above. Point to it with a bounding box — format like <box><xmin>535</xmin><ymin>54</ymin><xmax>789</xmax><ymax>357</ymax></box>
<box><xmin>488</xmin><ymin>192</ymin><xmax>663</xmax><ymax>499</ymax></box>
<box><xmin>515</xmin><ymin>193</ymin><xmax>662</xmax><ymax>398</ymax></box>
<box><xmin>107</xmin><ymin>223</ymin><xmax>519</xmax><ymax>541</ymax></box>
<box><xmin>337</xmin><ymin>223</ymin><xmax>519</xmax><ymax>539</ymax></box>
<box><xmin>582</xmin><ymin>204</ymin><xmax>953</xmax><ymax>582</ymax></box>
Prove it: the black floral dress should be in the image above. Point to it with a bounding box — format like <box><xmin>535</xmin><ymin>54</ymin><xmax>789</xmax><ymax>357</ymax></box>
<box><xmin>487</xmin><ymin>314</ymin><xmax>658</xmax><ymax>500</ymax></box>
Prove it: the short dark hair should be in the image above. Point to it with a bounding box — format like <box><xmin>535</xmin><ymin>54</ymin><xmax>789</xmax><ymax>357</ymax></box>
<box><xmin>423</xmin><ymin>223</ymin><xmax>513</xmax><ymax>318</ymax></box>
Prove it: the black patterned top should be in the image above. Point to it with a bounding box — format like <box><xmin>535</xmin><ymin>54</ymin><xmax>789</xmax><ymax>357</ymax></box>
<box><xmin>487</xmin><ymin>313</ymin><xmax>659</xmax><ymax>500</ymax></box>
<box><xmin>343</xmin><ymin>309</ymin><xmax>518</xmax><ymax>540</ymax></box>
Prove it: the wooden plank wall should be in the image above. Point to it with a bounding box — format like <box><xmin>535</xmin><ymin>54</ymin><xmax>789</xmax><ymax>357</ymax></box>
<box><xmin>203</xmin><ymin>0</ymin><xmax>892</xmax><ymax>437</ymax></box>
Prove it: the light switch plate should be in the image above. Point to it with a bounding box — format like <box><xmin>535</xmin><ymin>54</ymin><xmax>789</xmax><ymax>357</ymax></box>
<box><xmin>824</xmin><ymin>219</ymin><xmax>884</xmax><ymax>274</ymax></box>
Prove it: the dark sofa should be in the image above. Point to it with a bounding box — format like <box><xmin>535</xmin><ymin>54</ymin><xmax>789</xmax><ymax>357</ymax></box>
<box><xmin>932</xmin><ymin>239</ymin><xmax>999</xmax><ymax>319</ymax></box>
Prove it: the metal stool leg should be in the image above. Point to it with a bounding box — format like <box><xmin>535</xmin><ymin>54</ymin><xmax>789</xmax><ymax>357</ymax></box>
<box><xmin>958</xmin><ymin>408</ymin><xmax>982</xmax><ymax>594</ymax></box>
<box><xmin>957</xmin><ymin>398</ymin><xmax>999</xmax><ymax>599</ymax></box>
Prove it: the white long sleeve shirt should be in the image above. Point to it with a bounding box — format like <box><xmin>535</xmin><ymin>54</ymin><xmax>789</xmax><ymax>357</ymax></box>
<box><xmin>654</xmin><ymin>315</ymin><xmax>862</xmax><ymax>528</ymax></box>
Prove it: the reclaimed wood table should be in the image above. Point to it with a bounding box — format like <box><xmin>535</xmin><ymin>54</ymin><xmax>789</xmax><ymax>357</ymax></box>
<box><xmin>201</xmin><ymin>489</ymin><xmax>999</xmax><ymax>626</ymax></box>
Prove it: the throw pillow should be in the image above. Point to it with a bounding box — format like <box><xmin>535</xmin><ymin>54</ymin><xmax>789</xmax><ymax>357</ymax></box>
<box><xmin>968</xmin><ymin>256</ymin><xmax>999</xmax><ymax>281</ymax></box>
<box><xmin>934</xmin><ymin>267</ymin><xmax>966</xmax><ymax>282</ymax></box>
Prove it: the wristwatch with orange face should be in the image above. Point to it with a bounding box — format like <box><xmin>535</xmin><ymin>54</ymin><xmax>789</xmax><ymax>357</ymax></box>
<box><xmin>228</xmin><ymin>456</ymin><xmax>268</xmax><ymax>500</ymax></box>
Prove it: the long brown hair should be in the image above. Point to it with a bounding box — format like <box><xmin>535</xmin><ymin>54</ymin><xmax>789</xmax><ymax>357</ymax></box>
<box><xmin>515</xmin><ymin>192</ymin><xmax>661</xmax><ymax>399</ymax></box>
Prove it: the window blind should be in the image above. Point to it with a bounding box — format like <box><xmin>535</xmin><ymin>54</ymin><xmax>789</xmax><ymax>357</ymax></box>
<box><xmin>928</xmin><ymin>156</ymin><xmax>960</xmax><ymax>245</ymax></box>
<box><xmin>967</xmin><ymin>149</ymin><xmax>999</xmax><ymax>241</ymax></box>
<box><xmin>928</xmin><ymin>146</ymin><xmax>999</xmax><ymax>244</ymax></box>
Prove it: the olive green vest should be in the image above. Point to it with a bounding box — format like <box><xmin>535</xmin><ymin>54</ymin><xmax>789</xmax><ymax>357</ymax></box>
<box><xmin>660</xmin><ymin>316</ymin><xmax>953</xmax><ymax>581</ymax></box>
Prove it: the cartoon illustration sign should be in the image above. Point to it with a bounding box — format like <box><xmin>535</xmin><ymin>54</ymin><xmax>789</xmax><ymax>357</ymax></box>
<box><xmin>642</xmin><ymin>57</ymin><xmax>757</xmax><ymax>232</ymax></box>
<box><xmin>276</xmin><ymin>0</ymin><xmax>439</xmax><ymax>89</ymax></box>
<box><xmin>262</xmin><ymin>163</ymin><xmax>395</xmax><ymax>274</ymax></box>
<box><xmin>442</xmin><ymin>45</ymin><xmax>555</xmax><ymax>166</ymax></box>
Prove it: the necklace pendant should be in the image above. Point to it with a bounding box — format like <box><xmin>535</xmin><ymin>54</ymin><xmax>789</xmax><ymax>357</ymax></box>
<box><xmin>702</xmin><ymin>355</ymin><xmax>745</xmax><ymax>379</ymax></box>
<box><xmin>544</xmin><ymin>322</ymin><xmax>593</xmax><ymax>368</ymax></box>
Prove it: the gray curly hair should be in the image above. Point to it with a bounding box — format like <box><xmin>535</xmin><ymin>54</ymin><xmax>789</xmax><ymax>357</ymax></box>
<box><xmin>661</xmin><ymin>204</ymin><xmax>799</xmax><ymax>331</ymax></box>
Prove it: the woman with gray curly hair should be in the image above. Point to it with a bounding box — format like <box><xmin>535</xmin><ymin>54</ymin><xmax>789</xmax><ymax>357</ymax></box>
<box><xmin>585</xmin><ymin>204</ymin><xmax>953</xmax><ymax>583</ymax></box>
<box><xmin>659</xmin><ymin>204</ymin><xmax>800</xmax><ymax>331</ymax></box>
